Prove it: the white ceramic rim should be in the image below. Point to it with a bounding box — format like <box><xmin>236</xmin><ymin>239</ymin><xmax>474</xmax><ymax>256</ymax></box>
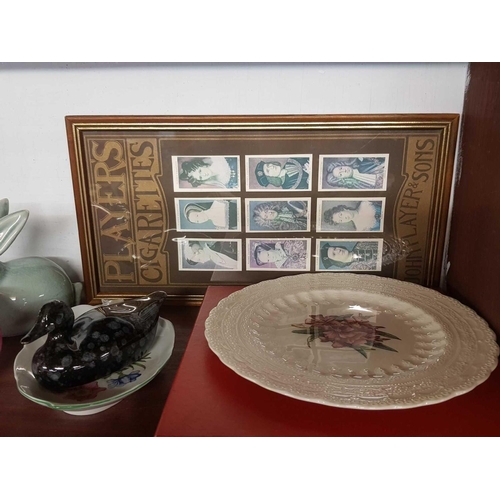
<box><xmin>205</xmin><ymin>273</ymin><xmax>499</xmax><ymax>410</ymax></box>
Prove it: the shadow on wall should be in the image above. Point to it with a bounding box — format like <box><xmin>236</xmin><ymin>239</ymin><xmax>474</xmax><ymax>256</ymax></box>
<box><xmin>45</xmin><ymin>256</ymin><xmax>82</xmax><ymax>286</ymax></box>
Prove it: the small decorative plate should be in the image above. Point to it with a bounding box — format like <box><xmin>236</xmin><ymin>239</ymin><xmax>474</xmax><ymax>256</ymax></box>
<box><xmin>205</xmin><ymin>274</ymin><xmax>499</xmax><ymax>410</ymax></box>
<box><xmin>14</xmin><ymin>305</ymin><xmax>175</xmax><ymax>415</ymax></box>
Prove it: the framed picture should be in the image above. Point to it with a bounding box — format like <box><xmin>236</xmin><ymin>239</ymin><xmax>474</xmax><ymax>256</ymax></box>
<box><xmin>316</xmin><ymin>239</ymin><xmax>384</xmax><ymax>272</ymax></box>
<box><xmin>319</xmin><ymin>154</ymin><xmax>389</xmax><ymax>191</ymax></box>
<box><xmin>246</xmin><ymin>198</ymin><xmax>311</xmax><ymax>232</ymax></box>
<box><xmin>317</xmin><ymin>197</ymin><xmax>386</xmax><ymax>233</ymax></box>
<box><xmin>172</xmin><ymin>156</ymin><xmax>240</xmax><ymax>192</ymax></box>
<box><xmin>177</xmin><ymin>238</ymin><xmax>242</xmax><ymax>271</ymax></box>
<box><xmin>175</xmin><ymin>197</ymin><xmax>241</xmax><ymax>232</ymax></box>
<box><xmin>66</xmin><ymin>114</ymin><xmax>459</xmax><ymax>304</ymax></box>
<box><xmin>245</xmin><ymin>155</ymin><xmax>312</xmax><ymax>191</ymax></box>
<box><xmin>246</xmin><ymin>238</ymin><xmax>311</xmax><ymax>271</ymax></box>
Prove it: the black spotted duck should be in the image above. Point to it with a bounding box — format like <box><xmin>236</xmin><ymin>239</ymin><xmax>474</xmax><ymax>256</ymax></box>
<box><xmin>20</xmin><ymin>291</ymin><xmax>167</xmax><ymax>391</ymax></box>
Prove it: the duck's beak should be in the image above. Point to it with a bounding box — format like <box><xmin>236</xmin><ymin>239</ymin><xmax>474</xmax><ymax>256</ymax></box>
<box><xmin>20</xmin><ymin>321</ymin><xmax>51</xmax><ymax>345</ymax></box>
<box><xmin>20</xmin><ymin>300</ymin><xmax>72</xmax><ymax>345</ymax></box>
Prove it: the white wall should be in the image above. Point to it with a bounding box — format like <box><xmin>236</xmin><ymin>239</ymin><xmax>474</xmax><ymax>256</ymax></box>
<box><xmin>0</xmin><ymin>62</ymin><xmax>468</xmax><ymax>282</ymax></box>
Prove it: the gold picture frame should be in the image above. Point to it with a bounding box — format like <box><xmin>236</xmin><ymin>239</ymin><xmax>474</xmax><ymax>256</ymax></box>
<box><xmin>66</xmin><ymin>114</ymin><xmax>459</xmax><ymax>304</ymax></box>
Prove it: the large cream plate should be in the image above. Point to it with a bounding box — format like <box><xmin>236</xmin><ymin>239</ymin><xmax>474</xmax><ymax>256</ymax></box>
<box><xmin>205</xmin><ymin>274</ymin><xmax>499</xmax><ymax>410</ymax></box>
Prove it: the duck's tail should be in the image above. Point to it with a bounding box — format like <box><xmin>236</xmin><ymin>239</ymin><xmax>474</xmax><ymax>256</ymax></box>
<box><xmin>98</xmin><ymin>291</ymin><xmax>168</xmax><ymax>331</ymax></box>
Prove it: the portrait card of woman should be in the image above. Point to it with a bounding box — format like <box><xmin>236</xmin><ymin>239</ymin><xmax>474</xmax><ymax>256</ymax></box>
<box><xmin>178</xmin><ymin>238</ymin><xmax>242</xmax><ymax>271</ymax></box>
<box><xmin>245</xmin><ymin>155</ymin><xmax>312</xmax><ymax>192</ymax></box>
<box><xmin>247</xmin><ymin>238</ymin><xmax>311</xmax><ymax>271</ymax></box>
<box><xmin>319</xmin><ymin>154</ymin><xmax>389</xmax><ymax>191</ymax></box>
<box><xmin>175</xmin><ymin>198</ymin><xmax>241</xmax><ymax>232</ymax></box>
<box><xmin>316</xmin><ymin>238</ymin><xmax>383</xmax><ymax>272</ymax></box>
<box><xmin>172</xmin><ymin>156</ymin><xmax>240</xmax><ymax>192</ymax></box>
<box><xmin>246</xmin><ymin>198</ymin><xmax>311</xmax><ymax>232</ymax></box>
<box><xmin>317</xmin><ymin>197</ymin><xmax>386</xmax><ymax>233</ymax></box>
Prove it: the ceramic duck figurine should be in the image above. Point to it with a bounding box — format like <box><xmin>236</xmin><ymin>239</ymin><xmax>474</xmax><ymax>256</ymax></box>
<box><xmin>0</xmin><ymin>198</ymin><xmax>82</xmax><ymax>337</ymax></box>
<box><xmin>20</xmin><ymin>291</ymin><xmax>167</xmax><ymax>391</ymax></box>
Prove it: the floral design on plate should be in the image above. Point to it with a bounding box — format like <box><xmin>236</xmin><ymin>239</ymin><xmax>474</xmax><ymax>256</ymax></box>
<box><xmin>62</xmin><ymin>381</ymin><xmax>107</xmax><ymax>401</ymax></box>
<box><xmin>106</xmin><ymin>370</ymin><xmax>142</xmax><ymax>389</ymax></box>
<box><xmin>292</xmin><ymin>313</ymin><xmax>400</xmax><ymax>358</ymax></box>
<box><xmin>60</xmin><ymin>353</ymin><xmax>151</xmax><ymax>400</ymax></box>
<box><xmin>104</xmin><ymin>353</ymin><xmax>150</xmax><ymax>388</ymax></box>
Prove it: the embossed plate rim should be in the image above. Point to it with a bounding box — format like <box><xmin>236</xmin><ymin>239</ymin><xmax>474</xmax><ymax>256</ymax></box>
<box><xmin>205</xmin><ymin>273</ymin><xmax>499</xmax><ymax>410</ymax></box>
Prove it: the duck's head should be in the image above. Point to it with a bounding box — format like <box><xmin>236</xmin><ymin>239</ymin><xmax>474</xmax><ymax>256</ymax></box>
<box><xmin>20</xmin><ymin>300</ymin><xmax>75</xmax><ymax>345</ymax></box>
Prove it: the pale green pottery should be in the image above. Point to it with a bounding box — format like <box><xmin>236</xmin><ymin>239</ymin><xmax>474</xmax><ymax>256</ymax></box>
<box><xmin>0</xmin><ymin>198</ymin><xmax>82</xmax><ymax>337</ymax></box>
<box><xmin>0</xmin><ymin>258</ymin><xmax>82</xmax><ymax>337</ymax></box>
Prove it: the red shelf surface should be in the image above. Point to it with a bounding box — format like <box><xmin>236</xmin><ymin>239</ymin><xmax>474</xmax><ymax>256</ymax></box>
<box><xmin>156</xmin><ymin>286</ymin><xmax>500</xmax><ymax>437</ymax></box>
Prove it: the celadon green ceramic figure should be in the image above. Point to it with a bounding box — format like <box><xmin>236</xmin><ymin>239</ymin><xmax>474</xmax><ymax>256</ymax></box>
<box><xmin>0</xmin><ymin>199</ymin><xmax>82</xmax><ymax>337</ymax></box>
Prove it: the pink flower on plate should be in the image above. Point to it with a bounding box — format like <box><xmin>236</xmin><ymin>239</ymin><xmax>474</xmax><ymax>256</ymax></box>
<box><xmin>292</xmin><ymin>313</ymin><xmax>401</xmax><ymax>358</ymax></box>
<box><xmin>62</xmin><ymin>381</ymin><xmax>107</xmax><ymax>401</ymax></box>
<box><xmin>319</xmin><ymin>327</ymin><xmax>377</xmax><ymax>348</ymax></box>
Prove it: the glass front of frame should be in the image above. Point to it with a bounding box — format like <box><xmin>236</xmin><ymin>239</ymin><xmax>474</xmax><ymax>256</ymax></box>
<box><xmin>66</xmin><ymin>115</ymin><xmax>458</xmax><ymax>303</ymax></box>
